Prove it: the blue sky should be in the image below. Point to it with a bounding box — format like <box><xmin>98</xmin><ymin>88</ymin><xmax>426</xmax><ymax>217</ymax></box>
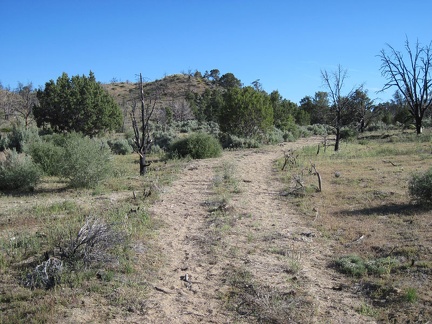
<box><xmin>1</xmin><ymin>0</ymin><xmax>431</xmax><ymax>104</ymax></box>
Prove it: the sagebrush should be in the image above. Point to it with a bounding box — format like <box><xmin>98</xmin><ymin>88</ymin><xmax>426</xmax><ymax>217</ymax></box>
<box><xmin>169</xmin><ymin>132</ymin><xmax>222</xmax><ymax>159</ymax></box>
<box><xmin>0</xmin><ymin>149</ymin><xmax>42</xmax><ymax>191</ymax></box>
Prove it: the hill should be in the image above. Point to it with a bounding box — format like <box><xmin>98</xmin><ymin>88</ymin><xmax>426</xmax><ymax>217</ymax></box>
<box><xmin>103</xmin><ymin>73</ymin><xmax>216</xmax><ymax>107</ymax></box>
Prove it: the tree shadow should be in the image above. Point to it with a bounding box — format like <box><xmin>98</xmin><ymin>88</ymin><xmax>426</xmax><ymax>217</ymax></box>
<box><xmin>340</xmin><ymin>203</ymin><xmax>429</xmax><ymax>217</ymax></box>
<box><xmin>0</xmin><ymin>186</ymin><xmax>71</xmax><ymax>198</ymax></box>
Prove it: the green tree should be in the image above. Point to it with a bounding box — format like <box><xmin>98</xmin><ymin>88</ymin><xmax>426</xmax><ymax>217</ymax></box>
<box><xmin>194</xmin><ymin>88</ymin><xmax>224</xmax><ymax>123</ymax></box>
<box><xmin>219</xmin><ymin>86</ymin><xmax>273</xmax><ymax>137</ymax></box>
<box><xmin>34</xmin><ymin>71</ymin><xmax>122</xmax><ymax>136</ymax></box>
<box><xmin>347</xmin><ymin>88</ymin><xmax>376</xmax><ymax>132</ymax></box>
<box><xmin>209</xmin><ymin>69</ymin><xmax>220</xmax><ymax>84</ymax></box>
<box><xmin>299</xmin><ymin>92</ymin><xmax>330</xmax><ymax>125</ymax></box>
<box><xmin>219</xmin><ymin>72</ymin><xmax>242</xmax><ymax>89</ymax></box>
<box><xmin>270</xmin><ymin>90</ymin><xmax>303</xmax><ymax>130</ymax></box>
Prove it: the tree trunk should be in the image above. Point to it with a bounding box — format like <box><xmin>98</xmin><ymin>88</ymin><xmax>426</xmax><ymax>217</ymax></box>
<box><xmin>334</xmin><ymin>126</ymin><xmax>340</xmax><ymax>151</ymax></box>
<box><xmin>415</xmin><ymin>116</ymin><xmax>423</xmax><ymax>134</ymax></box>
<box><xmin>359</xmin><ymin>118</ymin><xmax>365</xmax><ymax>133</ymax></box>
<box><xmin>139</xmin><ymin>155</ymin><xmax>147</xmax><ymax>175</ymax></box>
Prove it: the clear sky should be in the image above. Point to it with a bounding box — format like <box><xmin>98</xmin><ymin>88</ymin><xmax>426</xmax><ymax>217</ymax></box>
<box><xmin>1</xmin><ymin>0</ymin><xmax>431</xmax><ymax>104</ymax></box>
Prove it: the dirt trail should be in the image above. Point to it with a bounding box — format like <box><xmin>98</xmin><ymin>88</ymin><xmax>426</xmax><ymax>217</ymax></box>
<box><xmin>141</xmin><ymin>138</ymin><xmax>374</xmax><ymax>323</ymax></box>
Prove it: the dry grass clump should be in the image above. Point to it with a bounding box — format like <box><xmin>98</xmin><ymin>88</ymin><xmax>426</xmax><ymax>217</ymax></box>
<box><xmin>223</xmin><ymin>266</ymin><xmax>315</xmax><ymax>323</ymax></box>
<box><xmin>278</xmin><ymin>131</ymin><xmax>432</xmax><ymax>321</ymax></box>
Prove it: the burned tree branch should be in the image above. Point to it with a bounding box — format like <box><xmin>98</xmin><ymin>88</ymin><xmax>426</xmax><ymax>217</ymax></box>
<box><xmin>310</xmin><ymin>161</ymin><xmax>322</xmax><ymax>192</ymax></box>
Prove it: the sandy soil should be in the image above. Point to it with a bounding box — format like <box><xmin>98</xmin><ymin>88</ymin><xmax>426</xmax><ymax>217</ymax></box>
<box><xmin>134</xmin><ymin>138</ymin><xmax>375</xmax><ymax>323</ymax></box>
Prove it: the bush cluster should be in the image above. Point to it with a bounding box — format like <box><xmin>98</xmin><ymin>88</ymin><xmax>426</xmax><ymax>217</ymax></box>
<box><xmin>26</xmin><ymin>140</ymin><xmax>64</xmax><ymax>176</ymax></box>
<box><xmin>26</xmin><ymin>132</ymin><xmax>113</xmax><ymax>188</ymax></box>
<box><xmin>0</xmin><ymin>149</ymin><xmax>42</xmax><ymax>191</ymax></box>
<box><xmin>335</xmin><ymin>255</ymin><xmax>398</xmax><ymax>277</ymax></box>
<box><xmin>169</xmin><ymin>133</ymin><xmax>222</xmax><ymax>159</ymax></box>
<box><xmin>0</xmin><ymin>124</ymin><xmax>40</xmax><ymax>152</ymax></box>
<box><xmin>59</xmin><ymin>134</ymin><xmax>113</xmax><ymax>188</ymax></box>
<box><xmin>409</xmin><ymin>167</ymin><xmax>432</xmax><ymax>204</ymax></box>
<box><xmin>107</xmin><ymin>138</ymin><xmax>133</xmax><ymax>155</ymax></box>
<box><xmin>218</xmin><ymin>132</ymin><xmax>260</xmax><ymax>149</ymax></box>
<box><xmin>339</xmin><ymin>127</ymin><xmax>358</xmax><ymax>141</ymax></box>
<box><xmin>300</xmin><ymin>124</ymin><xmax>329</xmax><ymax>136</ymax></box>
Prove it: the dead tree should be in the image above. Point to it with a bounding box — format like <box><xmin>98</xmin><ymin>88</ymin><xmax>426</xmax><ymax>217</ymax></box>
<box><xmin>281</xmin><ymin>149</ymin><xmax>298</xmax><ymax>170</ymax></box>
<box><xmin>130</xmin><ymin>73</ymin><xmax>159</xmax><ymax>175</ymax></box>
<box><xmin>310</xmin><ymin>161</ymin><xmax>322</xmax><ymax>192</ymax></box>
<box><xmin>16</xmin><ymin>82</ymin><xmax>38</xmax><ymax>128</ymax></box>
<box><xmin>321</xmin><ymin>65</ymin><xmax>359</xmax><ymax>151</ymax></box>
<box><xmin>316</xmin><ymin>135</ymin><xmax>335</xmax><ymax>154</ymax></box>
<box><xmin>379</xmin><ymin>38</ymin><xmax>432</xmax><ymax>134</ymax></box>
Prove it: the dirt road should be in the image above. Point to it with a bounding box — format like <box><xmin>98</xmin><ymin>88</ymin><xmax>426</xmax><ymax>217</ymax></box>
<box><xmin>141</xmin><ymin>139</ymin><xmax>374</xmax><ymax>323</ymax></box>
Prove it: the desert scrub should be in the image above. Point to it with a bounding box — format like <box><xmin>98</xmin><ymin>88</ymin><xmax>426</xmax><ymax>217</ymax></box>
<box><xmin>0</xmin><ymin>149</ymin><xmax>42</xmax><ymax>191</ymax></box>
<box><xmin>107</xmin><ymin>138</ymin><xmax>133</xmax><ymax>155</ymax></box>
<box><xmin>22</xmin><ymin>217</ymin><xmax>126</xmax><ymax>290</ymax></box>
<box><xmin>168</xmin><ymin>132</ymin><xmax>222</xmax><ymax>159</ymax></box>
<box><xmin>218</xmin><ymin>132</ymin><xmax>260</xmax><ymax>149</ymax></box>
<box><xmin>408</xmin><ymin>167</ymin><xmax>432</xmax><ymax>204</ymax></box>
<box><xmin>25</xmin><ymin>140</ymin><xmax>64</xmax><ymax>176</ymax></box>
<box><xmin>0</xmin><ymin>124</ymin><xmax>40</xmax><ymax>152</ymax></box>
<box><xmin>335</xmin><ymin>255</ymin><xmax>399</xmax><ymax>277</ymax></box>
<box><xmin>26</xmin><ymin>133</ymin><xmax>114</xmax><ymax>188</ymax></box>
<box><xmin>404</xmin><ymin>287</ymin><xmax>418</xmax><ymax>303</ymax></box>
<box><xmin>335</xmin><ymin>255</ymin><xmax>367</xmax><ymax>277</ymax></box>
<box><xmin>59</xmin><ymin>133</ymin><xmax>113</xmax><ymax>188</ymax></box>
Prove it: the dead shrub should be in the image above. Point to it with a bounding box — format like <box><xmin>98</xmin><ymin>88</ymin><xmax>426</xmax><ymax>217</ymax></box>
<box><xmin>24</xmin><ymin>217</ymin><xmax>125</xmax><ymax>290</ymax></box>
<box><xmin>57</xmin><ymin>217</ymin><xmax>125</xmax><ymax>268</ymax></box>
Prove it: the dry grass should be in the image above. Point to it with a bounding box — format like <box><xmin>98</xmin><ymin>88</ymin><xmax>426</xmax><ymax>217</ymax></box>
<box><xmin>0</xmin><ymin>151</ymin><xmax>184</xmax><ymax>323</ymax></box>
<box><xmin>277</xmin><ymin>131</ymin><xmax>432</xmax><ymax>322</ymax></box>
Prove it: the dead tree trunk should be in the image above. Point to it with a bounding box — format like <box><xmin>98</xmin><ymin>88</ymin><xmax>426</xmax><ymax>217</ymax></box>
<box><xmin>131</xmin><ymin>73</ymin><xmax>157</xmax><ymax>176</ymax></box>
<box><xmin>310</xmin><ymin>161</ymin><xmax>322</xmax><ymax>192</ymax></box>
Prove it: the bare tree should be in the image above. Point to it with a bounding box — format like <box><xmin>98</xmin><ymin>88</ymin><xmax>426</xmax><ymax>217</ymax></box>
<box><xmin>171</xmin><ymin>98</ymin><xmax>194</xmax><ymax>122</ymax></box>
<box><xmin>15</xmin><ymin>82</ymin><xmax>38</xmax><ymax>128</ymax></box>
<box><xmin>0</xmin><ymin>86</ymin><xmax>18</xmax><ymax>121</ymax></box>
<box><xmin>321</xmin><ymin>65</ymin><xmax>358</xmax><ymax>151</ymax></box>
<box><xmin>379</xmin><ymin>39</ymin><xmax>432</xmax><ymax>134</ymax></box>
<box><xmin>130</xmin><ymin>73</ymin><xmax>159</xmax><ymax>175</ymax></box>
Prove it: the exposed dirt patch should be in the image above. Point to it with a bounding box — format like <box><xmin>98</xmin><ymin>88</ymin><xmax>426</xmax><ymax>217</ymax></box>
<box><xmin>138</xmin><ymin>138</ymin><xmax>375</xmax><ymax>323</ymax></box>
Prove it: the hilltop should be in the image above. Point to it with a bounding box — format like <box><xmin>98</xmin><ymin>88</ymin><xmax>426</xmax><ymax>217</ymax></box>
<box><xmin>103</xmin><ymin>73</ymin><xmax>217</xmax><ymax>107</ymax></box>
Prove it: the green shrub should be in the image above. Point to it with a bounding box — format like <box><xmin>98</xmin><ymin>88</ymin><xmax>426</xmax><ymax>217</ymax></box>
<box><xmin>408</xmin><ymin>167</ymin><xmax>432</xmax><ymax>204</ymax></box>
<box><xmin>266</xmin><ymin>127</ymin><xmax>284</xmax><ymax>144</ymax></box>
<box><xmin>218</xmin><ymin>132</ymin><xmax>260</xmax><ymax>149</ymax></box>
<box><xmin>335</xmin><ymin>255</ymin><xmax>366</xmax><ymax>277</ymax></box>
<box><xmin>169</xmin><ymin>133</ymin><xmax>222</xmax><ymax>159</ymax></box>
<box><xmin>1</xmin><ymin>124</ymin><xmax>40</xmax><ymax>152</ymax></box>
<box><xmin>108</xmin><ymin>138</ymin><xmax>133</xmax><ymax>155</ymax></box>
<box><xmin>26</xmin><ymin>140</ymin><xmax>64</xmax><ymax>176</ymax></box>
<box><xmin>336</xmin><ymin>255</ymin><xmax>399</xmax><ymax>277</ymax></box>
<box><xmin>365</xmin><ymin>257</ymin><xmax>398</xmax><ymax>275</ymax></box>
<box><xmin>152</xmin><ymin>130</ymin><xmax>177</xmax><ymax>150</ymax></box>
<box><xmin>60</xmin><ymin>133</ymin><xmax>113</xmax><ymax>188</ymax></box>
<box><xmin>303</xmin><ymin>124</ymin><xmax>329</xmax><ymax>136</ymax></box>
<box><xmin>404</xmin><ymin>287</ymin><xmax>418</xmax><ymax>303</ymax></box>
<box><xmin>283</xmin><ymin>132</ymin><xmax>296</xmax><ymax>142</ymax></box>
<box><xmin>0</xmin><ymin>134</ymin><xmax>9</xmax><ymax>151</ymax></box>
<box><xmin>0</xmin><ymin>149</ymin><xmax>42</xmax><ymax>191</ymax></box>
<box><xmin>339</xmin><ymin>127</ymin><xmax>358</xmax><ymax>141</ymax></box>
